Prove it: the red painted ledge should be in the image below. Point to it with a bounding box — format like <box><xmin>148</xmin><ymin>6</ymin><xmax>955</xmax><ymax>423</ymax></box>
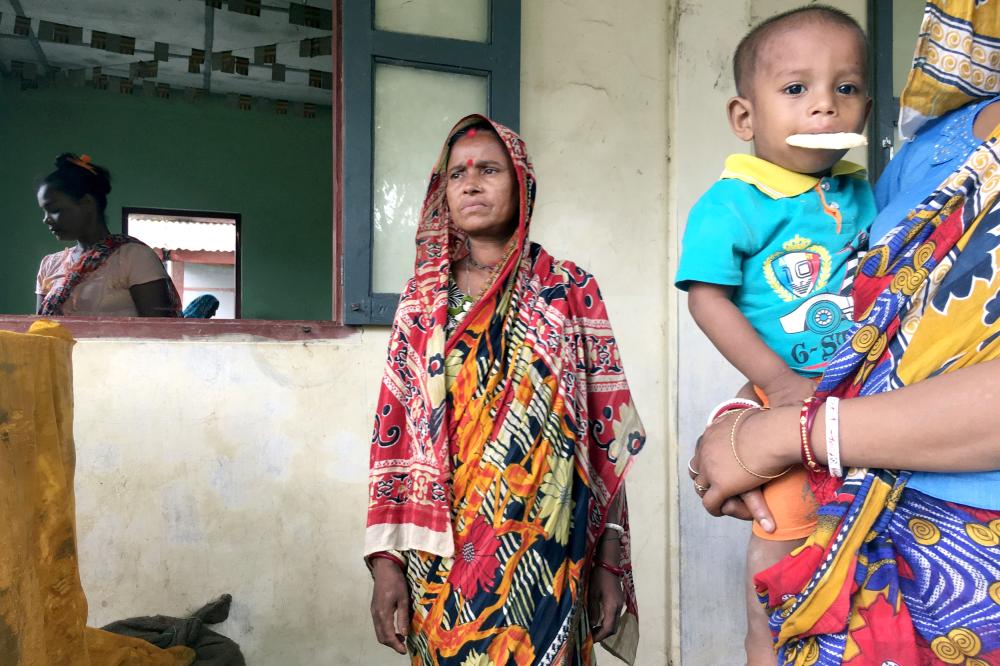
<box><xmin>0</xmin><ymin>315</ymin><xmax>357</xmax><ymax>341</ymax></box>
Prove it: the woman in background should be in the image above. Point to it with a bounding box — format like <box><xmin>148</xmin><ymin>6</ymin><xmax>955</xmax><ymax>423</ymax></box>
<box><xmin>182</xmin><ymin>294</ymin><xmax>220</xmax><ymax>319</ymax></box>
<box><xmin>35</xmin><ymin>153</ymin><xmax>179</xmax><ymax>317</ymax></box>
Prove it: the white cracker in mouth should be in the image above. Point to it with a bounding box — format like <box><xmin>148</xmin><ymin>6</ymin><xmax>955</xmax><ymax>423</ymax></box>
<box><xmin>785</xmin><ymin>132</ymin><xmax>868</xmax><ymax>150</ymax></box>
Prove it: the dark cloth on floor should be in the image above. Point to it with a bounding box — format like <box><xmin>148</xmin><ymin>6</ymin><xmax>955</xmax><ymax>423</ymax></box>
<box><xmin>101</xmin><ymin>594</ymin><xmax>245</xmax><ymax>666</ymax></box>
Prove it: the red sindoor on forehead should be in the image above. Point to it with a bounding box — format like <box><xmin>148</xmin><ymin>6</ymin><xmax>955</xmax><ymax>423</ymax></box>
<box><xmin>466</xmin><ymin>159</ymin><xmax>474</xmax><ymax>167</ymax></box>
<box><xmin>467</xmin><ymin>128</ymin><xmax>478</xmax><ymax>137</ymax></box>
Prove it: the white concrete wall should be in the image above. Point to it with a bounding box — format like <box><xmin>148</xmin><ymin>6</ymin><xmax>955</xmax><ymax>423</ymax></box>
<box><xmin>73</xmin><ymin>333</ymin><xmax>390</xmax><ymax>664</ymax></box>
<box><xmin>71</xmin><ymin>1</ymin><xmax>676</xmax><ymax>665</ymax></box>
<box><xmin>673</xmin><ymin>1</ymin><xmax>866</xmax><ymax>663</ymax></box>
<box><xmin>672</xmin><ymin>2</ymin><xmax>751</xmax><ymax>659</ymax></box>
<box><xmin>521</xmin><ymin>1</ymin><xmax>673</xmax><ymax>663</ymax></box>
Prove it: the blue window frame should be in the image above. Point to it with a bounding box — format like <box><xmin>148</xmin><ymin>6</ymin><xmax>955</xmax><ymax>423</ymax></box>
<box><xmin>341</xmin><ymin>0</ymin><xmax>521</xmax><ymax>325</ymax></box>
<box><xmin>868</xmin><ymin>0</ymin><xmax>896</xmax><ymax>182</ymax></box>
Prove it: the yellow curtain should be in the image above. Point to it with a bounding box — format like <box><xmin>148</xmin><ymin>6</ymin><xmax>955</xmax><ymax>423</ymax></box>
<box><xmin>0</xmin><ymin>320</ymin><xmax>193</xmax><ymax>666</ymax></box>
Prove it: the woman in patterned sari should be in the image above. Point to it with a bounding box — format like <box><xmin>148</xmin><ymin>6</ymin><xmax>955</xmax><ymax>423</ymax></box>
<box><xmin>692</xmin><ymin>1</ymin><xmax>1000</xmax><ymax>663</ymax></box>
<box><xmin>364</xmin><ymin>115</ymin><xmax>645</xmax><ymax>665</ymax></box>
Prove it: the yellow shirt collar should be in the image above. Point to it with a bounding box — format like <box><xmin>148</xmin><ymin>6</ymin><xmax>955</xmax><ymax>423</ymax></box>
<box><xmin>720</xmin><ymin>154</ymin><xmax>866</xmax><ymax>199</ymax></box>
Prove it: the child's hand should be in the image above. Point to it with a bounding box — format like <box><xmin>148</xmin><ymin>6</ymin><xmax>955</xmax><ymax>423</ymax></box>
<box><xmin>761</xmin><ymin>371</ymin><xmax>815</xmax><ymax>408</ymax></box>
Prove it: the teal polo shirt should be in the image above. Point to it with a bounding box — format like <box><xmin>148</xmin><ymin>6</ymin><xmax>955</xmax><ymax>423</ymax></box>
<box><xmin>676</xmin><ymin>154</ymin><xmax>876</xmax><ymax>375</ymax></box>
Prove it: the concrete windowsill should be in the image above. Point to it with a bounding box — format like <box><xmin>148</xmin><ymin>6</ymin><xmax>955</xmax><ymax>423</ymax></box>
<box><xmin>0</xmin><ymin>315</ymin><xmax>357</xmax><ymax>341</ymax></box>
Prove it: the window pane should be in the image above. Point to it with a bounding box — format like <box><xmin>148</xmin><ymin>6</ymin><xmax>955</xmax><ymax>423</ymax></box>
<box><xmin>372</xmin><ymin>64</ymin><xmax>488</xmax><ymax>293</ymax></box>
<box><xmin>375</xmin><ymin>0</ymin><xmax>489</xmax><ymax>42</ymax></box>
<box><xmin>894</xmin><ymin>0</ymin><xmax>926</xmax><ymax>97</ymax></box>
<box><xmin>126</xmin><ymin>214</ymin><xmax>239</xmax><ymax>319</ymax></box>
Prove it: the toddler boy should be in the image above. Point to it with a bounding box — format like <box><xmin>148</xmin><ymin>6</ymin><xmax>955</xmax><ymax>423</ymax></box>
<box><xmin>675</xmin><ymin>6</ymin><xmax>873</xmax><ymax>663</ymax></box>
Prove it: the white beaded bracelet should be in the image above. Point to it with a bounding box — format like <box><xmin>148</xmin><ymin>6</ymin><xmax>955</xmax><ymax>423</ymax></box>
<box><xmin>604</xmin><ymin>522</ymin><xmax>625</xmax><ymax>535</ymax></box>
<box><xmin>825</xmin><ymin>397</ymin><xmax>842</xmax><ymax>477</ymax></box>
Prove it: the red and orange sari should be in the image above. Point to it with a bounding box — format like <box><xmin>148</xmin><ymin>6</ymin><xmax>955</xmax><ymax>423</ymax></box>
<box><xmin>364</xmin><ymin>115</ymin><xmax>645</xmax><ymax>665</ymax></box>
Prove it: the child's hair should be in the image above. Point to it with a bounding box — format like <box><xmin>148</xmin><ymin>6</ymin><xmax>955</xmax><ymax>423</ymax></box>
<box><xmin>39</xmin><ymin>153</ymin><xmax>113</xmax><ymax>221</ymax></box>
<box><xmin>733</xmin><ymin>5</ymin><xmax>868</xmax><ymax>98</ymax></box>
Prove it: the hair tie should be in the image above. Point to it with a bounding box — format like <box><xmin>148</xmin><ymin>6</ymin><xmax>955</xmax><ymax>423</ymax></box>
<box><xmin>68</xmin><ymin>154</ymin><xmax>97</xmax><ymax>175</ymax></box>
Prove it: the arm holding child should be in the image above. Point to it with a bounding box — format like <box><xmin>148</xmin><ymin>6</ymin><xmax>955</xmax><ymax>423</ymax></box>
<box><xmin>687</xmin><ymin>282</ymin><xmax>816</xmax><ymax>407</ymax></box>
<box><xmin>692</xmin><ymin>356</ymin><xmax>1000</xmax><ymax>515</ymax></box>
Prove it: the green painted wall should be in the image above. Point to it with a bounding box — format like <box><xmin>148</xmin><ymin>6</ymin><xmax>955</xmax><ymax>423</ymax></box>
<box><xmin>0</xmin><ymin>77</ymin><xmax>333</xmax><ymax>320</ymax></box>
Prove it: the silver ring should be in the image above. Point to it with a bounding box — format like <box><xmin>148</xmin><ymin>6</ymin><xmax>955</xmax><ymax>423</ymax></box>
<box><xmin>687</xmin><ymin>457</ymin><xmax>699</xmax><ymax>477</ymax></box>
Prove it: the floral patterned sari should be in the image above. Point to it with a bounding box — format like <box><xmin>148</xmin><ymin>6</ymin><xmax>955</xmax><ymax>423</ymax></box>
<box><xmin>365</xmin><ymin>116</ymin><xmax>645</xmax><ymax>665</ymax></box>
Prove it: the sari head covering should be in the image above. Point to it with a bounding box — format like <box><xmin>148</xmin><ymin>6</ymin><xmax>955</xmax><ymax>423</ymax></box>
<box><xmin>365</xmin><ymin>115</ymin><xmax>645</xmax><ymax>664</ymax></box>
<box><xmin>898</xmin><ymin>0</ymin><xmax>1000</xmax><ymax>139</ymax></box>
<box><xmin>756</xmin><ymin>2</ymin><xmax>1000</xmax><ymax>663</ymax></box>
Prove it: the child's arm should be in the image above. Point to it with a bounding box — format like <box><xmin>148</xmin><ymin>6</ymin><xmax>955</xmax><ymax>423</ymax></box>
<box><xmin>688</xmin><ymin>282</ymin><xmax>815</xmax><ymax>407</ymax></box>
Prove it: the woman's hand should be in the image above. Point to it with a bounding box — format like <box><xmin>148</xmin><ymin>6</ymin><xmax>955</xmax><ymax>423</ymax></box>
<box><xmin>691</xmin><ymin>407</ymin><xmax>797</xmax><ymax>516</ymax></box>
<box><xmin>588</xmin><ymin>534</ymin><xmax>625</xmax><ymax>642</ymax></box>
<box><xmin>370</xmin><ymin>558</ymin><xmax>410</xmax><ymax>654</ymax></box>
<box><xmin>588</xmin><ymin>566</ymin><xmax>624</xmax><ymax>643</ymax></box>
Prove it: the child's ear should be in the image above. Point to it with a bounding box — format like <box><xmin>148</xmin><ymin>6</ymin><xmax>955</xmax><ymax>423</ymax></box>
<box><xmin>728</xmin><ymin>96</ymin><xmax>754</xmax><ymax>142</ymax></box>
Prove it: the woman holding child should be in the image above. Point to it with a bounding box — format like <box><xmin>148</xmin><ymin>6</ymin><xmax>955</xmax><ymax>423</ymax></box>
<box><xmin>693</xmin><ymin>1</ymin><xmax>1000</xmax><ymax>663</ymax></box>
<box><xmin>364</xmin><ymin>115</ymin><xmax>645</xmax><ymax>664</ymax></box>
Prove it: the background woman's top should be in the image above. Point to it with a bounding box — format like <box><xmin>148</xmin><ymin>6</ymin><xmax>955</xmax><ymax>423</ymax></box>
<box><xmin>36</xmin><ymin>241</ymin><xmax>172</xmax><ymax>316</ymax></box>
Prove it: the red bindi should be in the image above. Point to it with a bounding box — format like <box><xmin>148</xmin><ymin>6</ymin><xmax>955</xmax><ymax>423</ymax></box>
<box><xmin>467</xmin><ymin>128</ymin><xmax>478</xmax><ymax>137</ymax></box>
<box><xmin>466</xmin><ymin>159</ymin><xmax>474</xmax><ymax>167</ymax></box>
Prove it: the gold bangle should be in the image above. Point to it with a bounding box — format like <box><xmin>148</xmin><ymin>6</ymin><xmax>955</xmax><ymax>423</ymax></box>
<box><xmin>729</xmin><ymin>408</ymin><xmax>791</xmax><ymax>480</ymax></box>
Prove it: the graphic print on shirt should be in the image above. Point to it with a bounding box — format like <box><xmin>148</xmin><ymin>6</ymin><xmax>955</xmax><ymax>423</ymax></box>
<box><xmin>764</xmin><ymin>235</ymin><xmax>854</xmax><ymax>370</ymax></box>
<box><xmin>763</xmin><ymin>235</ymin><xmax>832</xmax><ymax>302</ymax></box>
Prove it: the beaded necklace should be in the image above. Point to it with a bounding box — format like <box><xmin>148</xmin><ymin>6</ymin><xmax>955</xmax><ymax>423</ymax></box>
<box><xmin>460</xmin><ymin>241</ymin><xmax>517</xmax><ymax>303</ymax></box>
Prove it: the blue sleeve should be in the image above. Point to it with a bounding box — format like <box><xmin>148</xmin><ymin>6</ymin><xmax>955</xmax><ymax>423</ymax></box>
<box><xmin>874</xmin><ymin>141</ymin><xmax>908</xmax><ymax>213</ymax></box>
<box><xmin>674</xmin><ymin>184</ymin><xmax>755</xmax><ymax>291</ymax></box>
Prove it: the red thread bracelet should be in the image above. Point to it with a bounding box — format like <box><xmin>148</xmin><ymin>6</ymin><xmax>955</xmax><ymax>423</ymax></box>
<box><xmin>594</xmin><ymin>559</ymin><xmax>627</xmax><ymax>577</ymax></box>
<box><xmin>799</xmin><ymin>397</ymin><xmax>825</xmax><ymax>472</ymax></box>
